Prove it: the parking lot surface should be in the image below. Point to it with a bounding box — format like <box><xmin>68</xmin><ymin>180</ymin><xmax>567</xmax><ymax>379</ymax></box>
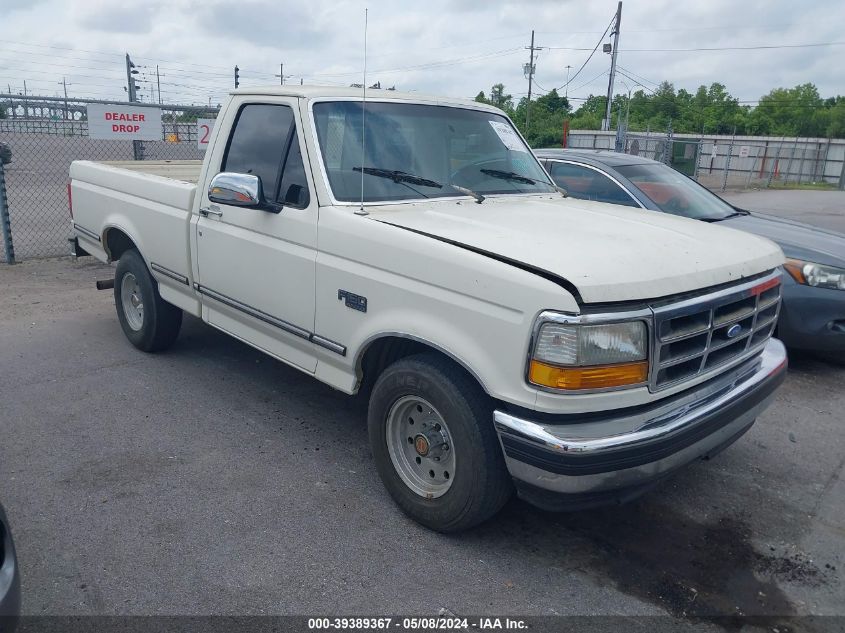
<box><xmin>0</xmin><ymin>255</ymin><xmax>842</xmax><ymax>629</ymax></box>
<box><xmin>721</xmin><ymin>189</ymin><xmax>845</xmax><ymax>234</ymax></box>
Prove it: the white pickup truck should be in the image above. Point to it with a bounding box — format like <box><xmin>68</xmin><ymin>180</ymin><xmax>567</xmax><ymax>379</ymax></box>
<box><xmin>69</xmin><ymin>87</ymin><xmax>787</xmax><ymax>532</ymax></box>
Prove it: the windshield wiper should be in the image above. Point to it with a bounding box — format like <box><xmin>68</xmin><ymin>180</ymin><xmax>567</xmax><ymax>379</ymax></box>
<box><xmin>354</xmin><ymin>167</ymin><xmax>442</xmax><ymax>189</ymax></box>
<box><xmin>700</xmin><ymin>211</ymin><xmax>746</xmax><ymax>222</ymax></box>
<box><xmin>480</xmin><ymin>169</ymin><xmax>537</xmax><ymax>185</ymax></box>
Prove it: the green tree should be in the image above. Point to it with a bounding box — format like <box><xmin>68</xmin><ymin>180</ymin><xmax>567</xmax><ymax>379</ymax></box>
<box><xmin>475</xmin><ymin>80</ymin><xmax>845</xmax><ymax>145</ymax></box>
<box><xmin>749</xmin><ymin>84</ymin><xmax>826</xmax><ymax>136</ymax></box>
<box><xmin>826</xmin><ymin>98</ymin><xmax>845</xmax><ymax>137</ymax></box>
<box><xmin>489</xmin><ymin>83</ymin><xmax>514</xmax><ymax>112</ymax></box>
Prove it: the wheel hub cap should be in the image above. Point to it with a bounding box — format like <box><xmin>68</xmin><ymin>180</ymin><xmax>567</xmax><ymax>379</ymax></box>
<box><xmin>386</xmin><ymin>396</ymin><xmax>456</xmax><ymax>498</ymax></box>
<box><xmin>120</xmin><ymin>273</ymin><xmax>144</xmax><ymax>332</ymax></box>
<box><xmin>414</xmin><ymin>434</ymin><xmax>430</xmax><ymax>457</ymax></box>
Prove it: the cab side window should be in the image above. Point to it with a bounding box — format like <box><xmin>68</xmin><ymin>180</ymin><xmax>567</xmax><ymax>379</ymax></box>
<box><xmin>549</xmin><ymin>161</ymin><xmax>638</xmax><ymax>207</ymax></box>
<box><xmin>221</xmin><ymin>104</ymin><xmax>311</xmax><ymax>209</ymax></box>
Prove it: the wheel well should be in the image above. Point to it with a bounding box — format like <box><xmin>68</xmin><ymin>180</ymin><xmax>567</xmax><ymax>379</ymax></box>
<box><xmin>104</xmin><ymin>228</ymin><xmax>137</xmax><ymax>262</ymax></box>
<box><xmin>357</xmin><ymin>335</ymin><xmax>488</xmax><ymax>397</ymax></box>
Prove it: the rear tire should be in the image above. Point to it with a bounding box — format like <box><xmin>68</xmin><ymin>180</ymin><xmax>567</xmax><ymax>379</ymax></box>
<box><xmin>114</xmin><ymin>249</ymin><xmax>182</xmax><ymax>352</ymax></box>
<box><xmin>368</xmin><ymin>353</ymin><xmax>513</xmax><ymax>532</ymax></box>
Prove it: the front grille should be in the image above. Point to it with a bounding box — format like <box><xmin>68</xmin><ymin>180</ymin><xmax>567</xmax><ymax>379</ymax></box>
<box><xmin>651</xmin><ymin>273</ymin><xmax>781</xmax><ymax>391</ymax></box>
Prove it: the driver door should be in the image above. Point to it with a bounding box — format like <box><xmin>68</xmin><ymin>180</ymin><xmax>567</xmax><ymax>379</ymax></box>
<box><xmin>194</xmin><ymin>100</ymin><xmax>318</xmax><ymax>372</ymax></box>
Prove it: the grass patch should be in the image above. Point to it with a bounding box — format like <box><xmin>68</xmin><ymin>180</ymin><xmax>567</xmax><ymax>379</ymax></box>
<box><xmin>767</xmin><ymin>181</ymin><xmax>838</xmax><ymax>191</ymax></box>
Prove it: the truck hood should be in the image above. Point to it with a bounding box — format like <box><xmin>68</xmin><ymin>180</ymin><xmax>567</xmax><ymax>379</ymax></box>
<box><xmin>366</xmin><ymin>195</ymin><xmax>784</xmax><ymax>304</ymax></box>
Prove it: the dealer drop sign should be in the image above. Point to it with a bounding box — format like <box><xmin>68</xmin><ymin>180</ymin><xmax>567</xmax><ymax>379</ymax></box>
<box><xmin>87</xmin><ymin>104</ymin><xmax>163</xmax><ymax>141</ymax></box>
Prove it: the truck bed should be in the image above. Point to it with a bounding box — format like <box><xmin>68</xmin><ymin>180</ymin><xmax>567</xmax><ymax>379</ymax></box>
<box><xmin>69</xmin><ymin>160</ymin><xmax>200</xmax><ymax>301</ymax></box>
<box><xmin>94</xmin><ymin>160</ymin><xmax>203</xmax><ymax>184</ymax></box>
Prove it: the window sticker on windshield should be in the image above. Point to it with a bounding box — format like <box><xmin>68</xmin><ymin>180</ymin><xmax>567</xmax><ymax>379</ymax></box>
<box><xmin>488</xmin><ymin>121</ymin><xmax>527</xmax><ymax>152</ymax></box>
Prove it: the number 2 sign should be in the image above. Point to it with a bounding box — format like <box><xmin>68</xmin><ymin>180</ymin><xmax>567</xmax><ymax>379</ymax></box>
<box><xmin>197</xmin><ymin>119</ymin><xmax>216</xmax><ymax>150</ymax></box>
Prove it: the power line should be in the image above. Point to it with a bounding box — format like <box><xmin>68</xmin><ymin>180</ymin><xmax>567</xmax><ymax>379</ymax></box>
<box><xmin>615</xmin><ymin>65</ymin><xmax>659</xmax><ymax>87</ymax></box>
<box><xmin>620</xmin><ymin>41</ymin><xmax>845</xmax><ymax>52</ymax></box>
<box><xmin>573</xmin><ymin>70</ymin><xmax>609</xmax><ymax>92</ymax></box>
<box><xmin>557</xmin><ymin>14</ymin><xmax>615</xmax><ymax>90</ymax></box>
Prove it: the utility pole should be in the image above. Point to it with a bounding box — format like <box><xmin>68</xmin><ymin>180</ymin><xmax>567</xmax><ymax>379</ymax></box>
<box><xmin>125</xmin><ymin>53</ymin><xmax>140</xmax><ymax>102</ymax></box>
<box><xmin>58</xmin><ymin>77</ymin><xmax>69</xmax><ymax>120</ymax></box>
<box><xmin>603</xmin><ymin>1</ymin><xmax>622</xmax><ymax>131</ymax></box>
<box><xmin>564</xmin><ymin>65</ymin><xmax>572</xmax><ymax>99</ymax></box>
<box><xmin>23</xmin><ymin>80</ymin><xmax>28</xmax><ymax>119</ymax></box>
<box><xmin>125</xmin><ymin>53</ymin><xmax>141</xmax><ymax>160</ymax></box>
<box><xmin>234</xmin><ymin>65</ymin><xmax>240</xmax><ymax>89</ymax></box>
<box><xmin>156</xmin><ymin>65</ymin><xmax>162</xmax><ymax>104</ymax></box>
<box><xmin>275</xmin><ymin>63</ymin><xmax>285</xmax><ymax>85</ymax></box>
<box><xmin>524</xmin><ymin>30</ymin><xmax>541</xmax><ymax>132</ymax></box>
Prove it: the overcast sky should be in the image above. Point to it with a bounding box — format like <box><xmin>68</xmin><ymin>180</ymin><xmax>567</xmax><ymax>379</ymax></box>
<box><xmin>1</xmin><ymin>0</ymin><xmax>843</xmax><ymax>107</ymax></box>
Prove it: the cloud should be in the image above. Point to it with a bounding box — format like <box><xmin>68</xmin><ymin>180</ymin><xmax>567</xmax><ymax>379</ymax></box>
<box><xmin>194</xmin><ymin>0</ymin><xmax>327</xmax><ymax>49</ymax></box>
<box><xmin>77</xmin><ymin>2</ymin><xmax>162</xmax><ymax>34</ymax></box>
<box><xmin>4</xmin><ymin>0</ymin><xmax>47</xmax><ymax>11</ymax></box>
<box><xmin>0</xmin><ymin>0</ymin><xmax>842</xmax><ymax>107</ymax></box>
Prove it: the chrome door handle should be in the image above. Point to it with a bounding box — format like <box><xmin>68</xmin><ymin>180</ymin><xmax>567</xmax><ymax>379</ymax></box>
<box><xmin>199</xmin><ymin>207</ymin><xmax>223</xmax><ymax>217</ymax></box>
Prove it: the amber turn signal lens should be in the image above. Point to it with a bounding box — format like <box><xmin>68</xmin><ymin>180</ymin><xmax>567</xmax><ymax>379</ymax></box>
<box><xmin>783</xmin><ymin>259</ymin><xmax>806</xmax><ymax>284</ymax></box>
<box><xmin>529</xmin><ymin>359</ymin><xmax>649</xmax><ymax>390</ymax></box>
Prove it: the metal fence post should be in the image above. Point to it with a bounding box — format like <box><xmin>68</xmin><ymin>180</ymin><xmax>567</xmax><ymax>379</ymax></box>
<box><xmin>797</xmin><ymin>142</ymin><xmax>807</xmax><ymax>185</ymax></box>
<box><xmin>693</xmin><ymin>140</ymin><xmax>701</xmax><ymax>181</ymax></box>
<box><xmin>838</xmin><ymin>153</ymin><xmax>845</xmax><ymax>190</ymax></box>
<box><xmin>0</xmin><ymin>160</ymin><xmax>16</xmax><ymax>264</ymax></box>
<box><xmin>783</xmin><ymin>138</ymin><xmax>798</xmax><ymax>185</ymax></box>
<box><xmin>766</xmin><ymin>137</ymin><xmax>785</xmax><ymax>188</ymax></box>
<box><xmin>663</xmin><ymin>122</ymin><xmax>673</xmax><ymax>165</ymax></box>
<box><xmin>721</xmin><ymin>133</ymin><xmax>735</xmax><ymax>192</ymax></box>
<box><xmin>745</xmin><ymin>145</ymin><xmax>762</xmax><ymax>189</ymax></box>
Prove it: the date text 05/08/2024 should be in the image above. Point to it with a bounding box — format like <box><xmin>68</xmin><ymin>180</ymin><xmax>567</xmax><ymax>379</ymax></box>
<box><xmin>307</xmin><ymin>617</ymin><xmax>528</xmax><ymax>630</ymax></box>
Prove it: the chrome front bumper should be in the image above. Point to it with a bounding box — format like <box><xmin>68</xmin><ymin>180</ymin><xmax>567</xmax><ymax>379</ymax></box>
<box><xmin>494</xmin><ymin>338</ymin><xmax>787</xmax><ymax>510</ymax></box>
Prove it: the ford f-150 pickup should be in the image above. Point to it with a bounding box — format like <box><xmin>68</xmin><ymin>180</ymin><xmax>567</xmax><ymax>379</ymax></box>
<box><xmin>68</xmin><ymin>86</ymin><xmax>787</xmax><ymax>532</ymax></box>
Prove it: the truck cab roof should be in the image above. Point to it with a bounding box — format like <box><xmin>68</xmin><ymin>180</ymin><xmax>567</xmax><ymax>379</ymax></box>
<box><xmin>230</xmin><ymin>85</ymin><xmax>496</xmax><ymax>112</ymax></box>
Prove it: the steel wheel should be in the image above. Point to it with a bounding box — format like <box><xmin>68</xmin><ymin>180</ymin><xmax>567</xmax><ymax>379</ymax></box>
<box><xmin>386</xmin><ymin>395</ymin><xmax>456</xmax><ymax>498</ymax></box>
<box><xmin>120</xmin><ymin>272</ymin><xmax>144</xmax><ymax>331</ymax></box>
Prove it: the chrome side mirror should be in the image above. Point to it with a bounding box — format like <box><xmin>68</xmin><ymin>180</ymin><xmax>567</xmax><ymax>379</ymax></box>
<box><xmin>208</xmin><ymin>172</ymin><xmax>263</xmax><ymax>207</ymax></box>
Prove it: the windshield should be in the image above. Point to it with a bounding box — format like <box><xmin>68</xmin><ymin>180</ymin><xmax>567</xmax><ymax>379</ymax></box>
<box><xmin>312</xmin><ymin>101</ymin><xmax>555</xmax><ymax>203</ymax></box>
<box><xmin>615</xmin><ymin>163</ymin><xmax>738</xmax><ymax>221</ymax></box>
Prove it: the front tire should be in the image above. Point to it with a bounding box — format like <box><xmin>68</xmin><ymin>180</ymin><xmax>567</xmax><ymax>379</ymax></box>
<box><xmin>114</xmin><ymin>249</ymin><xmax>182</xmax><ymax>352</ymax></box>
<box><xmin>368</xmin><ymin>353</ymin><xmax>513</xmax><ymax>532</ymax></box>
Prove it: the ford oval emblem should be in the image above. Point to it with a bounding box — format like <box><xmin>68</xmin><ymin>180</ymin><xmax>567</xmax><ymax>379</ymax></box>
<box><xmin>726</xmin><ymin>324</ymin><xmax>743</xmax><ymax>339</ymax></box>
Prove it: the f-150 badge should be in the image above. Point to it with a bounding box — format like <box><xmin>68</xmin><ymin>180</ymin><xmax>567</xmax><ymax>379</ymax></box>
<box><xmin>338</xmin><ymin>290</ymin><xmax>367</xmax><ymax>313</ymax></box>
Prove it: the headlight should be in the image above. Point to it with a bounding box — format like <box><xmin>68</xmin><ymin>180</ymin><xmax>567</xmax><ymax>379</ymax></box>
<box><xmin>529</xmin><ymin>319</ymin><xmax>649</xmax><ymax>391</ymax></box>
<box><xmin>783</xmin><ymin>259</ymin><xmax>845</xmax><ymax>291</ymax></box>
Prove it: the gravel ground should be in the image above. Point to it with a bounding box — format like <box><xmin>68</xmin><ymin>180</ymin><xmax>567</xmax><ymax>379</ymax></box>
<box><xmin>0</xmin><ymin>256</ymin><xmax>843</xmax><ymax>631</ymax></box>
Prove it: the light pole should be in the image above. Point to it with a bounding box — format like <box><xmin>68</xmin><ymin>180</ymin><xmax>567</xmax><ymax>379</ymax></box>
<box><xmin>615</xmin><ymin>77</ymin><xmax>647</xmax><ymax>152</ymax></box>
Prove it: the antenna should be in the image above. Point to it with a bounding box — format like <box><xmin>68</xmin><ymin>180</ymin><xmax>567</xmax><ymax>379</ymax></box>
<box><xmin>357</xmin><ymin>8</ymin><xmax>369</xmax><ymax>215</ymax></box>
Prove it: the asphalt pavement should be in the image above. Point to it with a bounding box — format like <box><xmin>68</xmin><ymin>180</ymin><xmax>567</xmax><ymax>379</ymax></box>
<box><xmin>0</xmin><ymin>256</ymin><xmax>843</xmax><ymax>630</ymax></box>
<box><xmin>721</xmin><ymin>189</ymin><xmax>845</xmax><ymax>234</ymax></box>
<box><xmin>0</xmin><ymin>189</ymin><xmax>844</xmax><ymax>630</ymax></box>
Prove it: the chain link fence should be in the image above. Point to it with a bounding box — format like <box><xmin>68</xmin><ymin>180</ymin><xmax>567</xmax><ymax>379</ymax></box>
<box><xmin>566</xmin><ymin>128</ymin><xmax>845</xmax><ymax>193</ymax></box>
<box><xmin>1</xmin><ymin>96</ymin><xmax>217</xmax><ymax>263</ymax></box>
